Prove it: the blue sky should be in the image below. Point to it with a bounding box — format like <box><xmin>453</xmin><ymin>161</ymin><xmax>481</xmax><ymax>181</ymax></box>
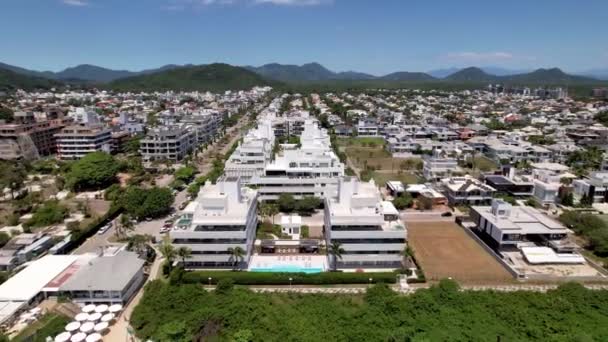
<box><xmin>2</xmin><ymin>0</ymin><xmax>607</xmax><ymax>75</ymax></box>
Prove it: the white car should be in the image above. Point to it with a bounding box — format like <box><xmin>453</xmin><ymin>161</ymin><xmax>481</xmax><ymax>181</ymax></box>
<box><xmin>97</xmin><ymin>224</ymin><xmax>111</xmax><ymax>235</ymax></box>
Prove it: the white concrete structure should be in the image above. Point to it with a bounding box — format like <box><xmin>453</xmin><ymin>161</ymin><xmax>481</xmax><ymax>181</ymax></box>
<box><xmin>470</xmin><ymin>200</ymin><xmax>569</xmax><ymax>250</ymax></box>
<box><xmin>251</xmin><ymin>120</ymin><xmax>344</xmax><ymax>200</ymax></box>
<box><xmin>170</xmin><ymin>178</ymin><xmax>258</xmax><ymax>269</ymax></box>
<box><xmin>54</xmin><ymin>124</ymin><xmax>112</xmax><ymax>160</ymax></box>
<box><xmin>440</xmin><ymin>176</ymin><xmax>496</xmax><ymax>205</ymax></box>
<box><xmin>139</xmin><ymin>125</ymin><xmax>196</xmax><ymax>162</ymax></box>
<box><xmin>422</xmin><ymin>153</ymin><xmax>461</xmax><ymax>182</ymax></box>
<box><xmin>573</xmin><ymin>172</ymin><xmax>608</xmax><ymax>204</ymax></box>
<box><xmin>324</xmin><ymin>178</ymin><xmax>407</xmax><ymax>270</ymax></box>
<box><xmin>224</xmin><ymin>120</ymin><xmax>275</xmax><ymax>180</ymax></box>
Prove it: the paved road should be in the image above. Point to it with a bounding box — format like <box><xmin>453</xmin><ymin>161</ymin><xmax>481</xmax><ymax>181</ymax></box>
<box><xmin>73</xmin><ymin>189</ymin><xmax>189</xmax><ymax>254</ymax></box>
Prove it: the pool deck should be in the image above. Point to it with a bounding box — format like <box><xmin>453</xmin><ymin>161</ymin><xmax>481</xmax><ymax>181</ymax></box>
<box><xmin>249</xmin><ymin>254</ymin><xmax>328</xmax><ymax>272</ymax></box>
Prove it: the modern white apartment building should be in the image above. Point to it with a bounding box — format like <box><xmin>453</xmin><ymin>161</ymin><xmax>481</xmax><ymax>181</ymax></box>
<box><xmin>170</xmin><ymin>178</ymin><xmax>258</xmax><ymax>269</ymax></box>
<box><xmin>224</xmin><ymin>120</ymin><xmax>275</xmax><ymax>180</ymax></box>
<box><xmin>251</xmin><ymin>120</ymin><xmax>345</xmax><ymax>200</ymax></box>
<box><xmin>324</xmin><ymin>178</ymin><xmax>407</xmax><ymax>270</ymax></box>
<box><xmin>54</xmin><ymin>124</ymin><xmax>112</xmax><ymax>160</ymax></box>
<box><xmin>139</xmin><ymin>125</ymin><xmax>196</xmax><ymax>162</ymax></box>
<box><xmin>181</xmin><ymin>110</ymin><xmax>222</xmax><ymax>145</ymax></box>
<box><xmin>357</xmin><ymin>119</ymin><xmax>379</xmax><ymax>137</ymax></box>
<box><xmin>422</xmin><ymin>152</ymin><xmax>461</xmax><ymax>182</ymax></box>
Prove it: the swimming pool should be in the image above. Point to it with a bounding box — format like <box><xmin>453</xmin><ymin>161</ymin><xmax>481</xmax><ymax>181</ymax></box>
<box><xmin>250</xmin><ymin>265</ymin><xmax>324</xmax><ymax>274</ymax></box>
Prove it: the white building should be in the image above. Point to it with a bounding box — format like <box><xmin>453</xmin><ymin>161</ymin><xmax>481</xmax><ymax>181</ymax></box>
<box><xmin>224</xmin><ymin>120</ymin><xmax>275</xmax><ymax>180</ymax></box>
<box><xmin>572</xmin><ymin>172</ymin><xmax>608</xmax><ymax>203</ymax></box>
<box><xmin>357</xmin><ymin>119</ymin><xmax>379</xmax><ymax>137</ymax></box>
<box><xmin>139</xmin><ymin>125</ymin><xmax>196</xmax><ymax>162</ymax></box>
<box><xmin>422</xmin><ymin>152</ymin><xmax>461</xmax><ymax>182</ymax></box>
<box><xmin>54</xmin><ymin>124</ymin><xmax>112</xmax><ymax>160</ymax></box>
<box><xmin>324</xmin><ymin>178</ymin><xmax>407</xmax><ymax>270</ymax></box>
<box><xmin>470</xmin><ymin>200</ymin><xmax>569</xmax><ymax>251</ymax></box>
<box><xmin>440</xmin><ymin>176</ymin><xmax>496</xmax><ymax>205</ymax></box>
<box><xmin>170</xmin><ymin>178</ymin><xmax>258</xmax><ymax>269</ymax></box>
<box><xmin>251</xmin><ymin>120</ymin><xmax>344</xmax><ymax>200</ymax></box>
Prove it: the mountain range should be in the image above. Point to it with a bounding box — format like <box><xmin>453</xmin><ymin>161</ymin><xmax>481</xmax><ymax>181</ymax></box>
<box><xmin>0</xmin><ymin>61</ymin><xmax>606</xmax><ymax>92</ymax></box>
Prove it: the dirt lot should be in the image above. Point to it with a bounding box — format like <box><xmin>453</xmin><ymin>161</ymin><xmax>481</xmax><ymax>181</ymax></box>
<box><xmin>407</xmin><ymin>221</ymin><xmax>514</xmax><ymax>285</ymax></box>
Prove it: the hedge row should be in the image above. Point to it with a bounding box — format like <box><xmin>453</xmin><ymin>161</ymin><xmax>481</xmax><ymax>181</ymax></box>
<box><xmin>180</xmin><ymin>270</ymin><xmax>400</xmax><ymax>285</ymax></box>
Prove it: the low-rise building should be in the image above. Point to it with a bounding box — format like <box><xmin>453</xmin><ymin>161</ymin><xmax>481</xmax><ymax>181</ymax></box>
<box><xmin>440</xmin><ymin>176</ymin><xmax>496</xmax><ymax>205</ymax></box>
<box><xmin>139</xmin><ymin>125</ymin><xmax>196</xmax><ymax>162</ymax></box>
<box><xmin>55</xmin><ymin>124</ymin><xmax>112</xmax><ymax>160</ymax></box>
<box><xmin>470</xmin><ymin>200</ymin><xmax>569</xmax><ymax>250</ymax></box>
<box><xmin>572</xmin><ymin>172</ymin><xmax>608</xmax><ymax>203</ymax></box>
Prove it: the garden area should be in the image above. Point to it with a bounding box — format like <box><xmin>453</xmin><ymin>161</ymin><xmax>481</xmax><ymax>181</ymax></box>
<box><xmin>12</xmin><ymin>313</ymin><xmax>70</xmax><ymax>342</ymax></box>
<box><xmin>131</xmin><ymin>279</ymin><xmax>608</xmax><ymax>342</ymax></box>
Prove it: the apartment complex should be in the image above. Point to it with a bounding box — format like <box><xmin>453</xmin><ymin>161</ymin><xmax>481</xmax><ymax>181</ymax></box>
<box><xmin>324</xmin><ymin>178</ymin><xmax>407</xmax><ymax>270</ymax></box>
<box><xmin>572</xmin><ymin>172</ymin><xmax>608</xmax><ymax>203</ymax></box>
<box><xmin>170</xmin><ymin>178</ymin><xmax>258</xmax><ymax>269</ymax></box>
<box><xmin>54</xmin><ymin>124</ymin><xmax>112</xmax><ymax>160</ymax></box>
<box><xmin>224</xmin><ymin>120</ymin><xmax>275</xmax><ymax>179</ymax></box>
<box><xmin>251</xmin><ymin>120</ymin><xmax>345</xmax><ymax>200</ymax></box>
<box><xmin>0</xmin><ymin>113</ymin><xmax>71</xmax><ymax>160</ymax></box>
<box><xmin>440</xmin><ymin>176</ymin><xmax>496</xmax><ymax>205</ymax></box>
<box><xmin>422</xmin><ymin>153</ymin><xmax>461</xmax><ymax>182</ymax></box>
<box><xmin>139</xmin><ymin>126</ymin><xmax>196</xmax><ymax>162</ymax></box>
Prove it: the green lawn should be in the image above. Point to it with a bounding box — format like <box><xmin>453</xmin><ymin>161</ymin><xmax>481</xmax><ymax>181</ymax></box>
<box><xmin>371</xmin><ymin>171</ymin><xmax>421</xmax><ymax>186</ymax></box>
<box><xmin>13</xmin><ymin>313</ymin><xmax>70</xmax><ymax>342</ymax></box>
<box><xmin>472</xmin><ymin>156</ymin><xmax>499</xmax><ymax>172</ymax></box>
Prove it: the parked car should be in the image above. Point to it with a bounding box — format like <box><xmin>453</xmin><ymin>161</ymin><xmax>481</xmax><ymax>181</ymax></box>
<box><xmin>441</xmin><ymin>212</ymin><xmax>453</xmax><ymax>217</ymax></box>
<box><xmin>98</xmin><ymin>224</ymin><xmax>111</xmax><ymax>235</ymax></box>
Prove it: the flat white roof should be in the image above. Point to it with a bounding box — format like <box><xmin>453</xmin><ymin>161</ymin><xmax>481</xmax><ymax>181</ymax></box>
<box><xmin>521</xmin><ymin>247</ymin><xmax>585</xmax><ymax>264</ymax></box>
<box><xmin>0</xmin><ymin>255</ymin><xmax>79</xmax><ymax>302</ymax></box>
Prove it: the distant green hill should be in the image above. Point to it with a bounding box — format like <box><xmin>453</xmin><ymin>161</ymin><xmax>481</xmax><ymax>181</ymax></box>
<box><xmin>108</xmin><ymin>64</ymin><xmax>278</xmax><ymax>92</ymax></box>
<box><xmin>445</xmin><ymin>67</ymin><xmax>497</xmax><ymax>82</ymax></box>
<box><xmin>0</xmin><ymin>67</ymin><xmax>62</xmax><ymax>91</ymax></box>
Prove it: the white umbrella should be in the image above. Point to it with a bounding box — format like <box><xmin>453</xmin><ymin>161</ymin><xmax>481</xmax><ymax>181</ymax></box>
<box><xmin>75</xmin><ymin>313</ymin><xmax>89</xmax><ymax>322</ymax></box>
<box><xmin>54</xmin><ymin>332</ymin><xmax>71</xmax><ymax>342</ymax></box>
<box><xmin>79</xmin><ymin>322</ymin><xmax>95</xmax><ymax>333</ymax></box>
<box><xmin>100</xmin><ymin>313</ymin><xmax>114</xmax><ymax>322</ymax></box>
<box><xmin>70</xmin><ymin>332</ymin><xmax>87</xmax><ymax>342</ymax></box>
<box><xmin>30</xmin><ymin>307</ymin><xmax>42</xmax><ymax>314</ymax></box>
<box><xmin>94</xmin><ymin>304</ymin><xmax>108</xmax><ymax>313</ymax></box>
<box><xmin>85</xmin><ymin>333</ymin><xmax>102</xmax><ymax>342</ymax></box>
<box><xmin>108</xmin><ymin>304</ymin><xmax>122</xmax><ymax>313</ymax></box>
<box><xmin>65</xmin><ymin>321</ymin><xmax>81</xmax><ymax>332</ymax></box>
<box><xmin>82</xmin><ymin>304</ymin><xmax>96</xmax><ymax>313</ymax></box>
<box><xmin>93</xmin><ymin>321</ymin><xmax>108</xmax><ymax>332</ymax></box>
<box><xmin>87</xmin><ymin>312</ymin><xmax>102</xmax><ymax>322</ymax></box>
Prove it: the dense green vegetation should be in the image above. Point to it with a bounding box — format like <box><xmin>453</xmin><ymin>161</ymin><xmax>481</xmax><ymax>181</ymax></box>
<box><xmin>559</xmin><ymin>211</ymin><xmax>608</xmax><ymax>258</ymax></box>
<box><xmin>0</xmin><ymin>67</ymin><xmax>62</xmax><ymax>91</ymax></box>
<box><xmin>132</xmin><ymin>279</ymin><xmax>608</xmax><ymax>342</ymax></box>
<box><xmin>119</xmin><ymin>186</ymin><xmax>174</xmax><ymax>220</ymax></box>
<box><xmin>108</xmin><ymin>64</ymin><xmax>278</xmax><ymax>92</ymax></box>
<box><xmin>65</xmin><ymin>152</ymin><xmax>120</xmax><ymax>191</ymax></box>
<box><xmin>277</xmin><ymin>193</ymin><xmax>322</xmax><ymax>215</ymax></box>
<box><xmin>25</xmin><ymin>200</ymin><xmax>69</xmax><ymax>228</ymax></box>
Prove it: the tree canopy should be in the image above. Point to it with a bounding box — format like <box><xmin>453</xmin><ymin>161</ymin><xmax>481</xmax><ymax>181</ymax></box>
<box><xmin>65</xmin><ymin>152</ymin><xmax>120</xmax><ymax>191</ymax></box>
<box><xmin>131</xmin><ymin>279</ymin><xmax>608</xmax><ymax>342</ymax></box>
<box><xmin>120</xmin><ymin>186</ymin><xmax>174</xmax><ymax>220</ymax></box>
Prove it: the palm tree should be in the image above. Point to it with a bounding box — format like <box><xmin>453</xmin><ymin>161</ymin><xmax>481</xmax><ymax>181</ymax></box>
<box><xmin>159</xmin><ymin>240</ymin><xmax>177</xmax><ymax>272</ymax></box>
<box><xmin>117</xmin><ymin>214</ymin><xmax>134</xmax><ymax>238</ymax></box>
<box><xmin>267</xmin><ymin>204</ymin><xmax>279</xmax><ymax>225</ymax></box>
<box><xmin>328</xmin><ymin>241</ymin><xmax>345</xmax><ymax>271</ymax></box>
<box><xmin>176</xmin><ymin>246</ymin><xmax>192</xmax><ymax>268</ymax></box>
<box><xmin>227</xmin><ymin>246</ymin><xmax>245</xmax><ymax>270</ymax></box>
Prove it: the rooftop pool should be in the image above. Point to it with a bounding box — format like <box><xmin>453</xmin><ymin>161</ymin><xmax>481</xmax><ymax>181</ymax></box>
<box><xmin>250</xmin><ymin>265</ymin><xmax>324</xmax><ymax>274</ymax></box>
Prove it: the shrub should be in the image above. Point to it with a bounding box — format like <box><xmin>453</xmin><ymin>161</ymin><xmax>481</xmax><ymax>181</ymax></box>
<box><xmin>27</xmin><ymin>200</ymin><xmax>68</xmax><ymax>227</ymax></box>
<box><xmin>181</xmin><ymin>271</ymin><xmax>399</xmax><ymax>285</ymax></box>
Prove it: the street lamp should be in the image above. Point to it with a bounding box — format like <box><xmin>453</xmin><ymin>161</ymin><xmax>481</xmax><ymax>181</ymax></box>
<box><xmin>289</xmin><ymin>277</ymin><xmax>293</xmax><ymax>289</ymax></box>
<box><xmin>208</xmin><ymin>277</ymin><xmax>212</xmax><ymax>288</ymax></box>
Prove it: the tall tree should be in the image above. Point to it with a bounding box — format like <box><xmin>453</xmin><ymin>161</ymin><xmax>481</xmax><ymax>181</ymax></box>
<box><xmin>176</xmin><ymin>246</ymin><xmax>192</xmax><ymax>267</ymax></box>
<box><xmin>227</xmin><ymin>246</ymin><xmax>245</xmax><ymax>270</ymax></box>
<box><xmin>159</xmin><ymin>240</ymin><xmax>177</xmax><ymax>272</ymax></box>
<box><xmin>328</xmin><ymin>241</ymin><xmax>345</xmax><ymax>271</ymax></box>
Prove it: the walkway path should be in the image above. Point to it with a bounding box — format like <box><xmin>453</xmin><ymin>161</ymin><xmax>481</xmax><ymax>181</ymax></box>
<box><xmin>103</xmin><ymin>252</ymin><xmax>164</xmax><ymax>342</ymax></box>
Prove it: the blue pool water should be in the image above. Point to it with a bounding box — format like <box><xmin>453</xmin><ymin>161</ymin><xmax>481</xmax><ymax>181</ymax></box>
<box><xmin>250</xmin><ymin>265</ymin><xmax>323</xmax><ymax>274</ymax></box>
